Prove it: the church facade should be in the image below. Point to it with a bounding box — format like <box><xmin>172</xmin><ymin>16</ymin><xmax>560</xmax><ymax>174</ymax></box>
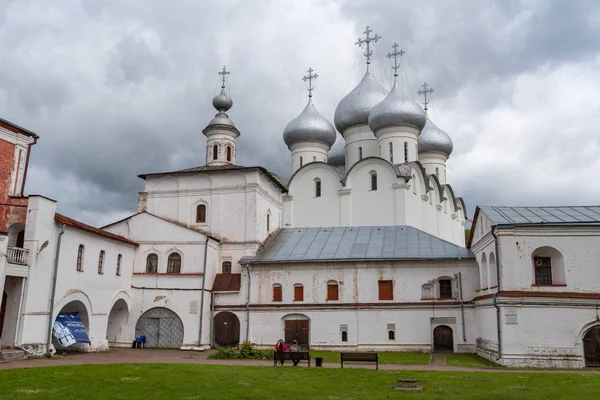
<box><xmin>1</xmin><ymin>29</ymin><xmax>599</xmax><ymax>368</ymax></box>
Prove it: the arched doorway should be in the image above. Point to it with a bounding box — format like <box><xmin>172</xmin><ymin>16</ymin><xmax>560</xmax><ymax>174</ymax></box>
<box><xmin>106</xmin><ymin>299</ymin><xmax>129</xmax><ymax>344</ymax></box>
<box><xmin>0</xmin><ymin>292</ymin><xmax>7</xmax><ymax>337</ymax></box>
<box><xmin>135</xmin><ymin>308</ymin><xmax>184</xmax><ymax>348</ymax></box>
<box><xmin>433</xmin><ymin>325</ymin><xmax>454</xmax><ymax>352</ymax></box>
<box><xmin>583</xmin><ymin>326</ymin><xmax>600</xmax><ymax>367</ymax></box>
<box><xmin>214</xmin><ymin>312</ymin><xmax>240</xmax><ymax>347</ymax></box>
<box><xmin>282</xmin><ymin>314</ymin><xmax>310</xmax><ymax>348</ymax></box>
<box><xmin>53</xmin><ymin>300</ymin><xmax>91</xmax><ymax>350</ymax></box>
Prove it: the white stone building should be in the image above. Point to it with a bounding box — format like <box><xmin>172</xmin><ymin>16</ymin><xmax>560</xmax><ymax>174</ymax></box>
<box><xmin>1</xmin><ymin>29</ymin><xmax>600</xmax><ymax>368</ymax></box>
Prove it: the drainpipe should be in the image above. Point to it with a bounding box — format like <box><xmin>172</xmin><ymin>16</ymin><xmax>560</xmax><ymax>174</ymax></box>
<box><xmin>198</xmin><ymin>238</ymin><xmax>210</xmax><ymax>347</ymax></box>
<box><xmin>47</xmin><ymin>224</ymin><xmax>66</xmax><ymax>355</ymax></box>
<box><xmin>491</xmin><ymin>225</ymin><xmax>502</xmax><ymax>360</ymax></box>
<box><xmin>245</xmin><ymin>264</ymin><xmax>251</xmax><ymax>341</ymax></box>
<box><xmin>459</xmin><ymin>272</ymin><xmax>466</xmax><ymax>342</ymax></box>
<box><xmin>209</xmin><ymin>291</ymin><xmax>215</xmax><ymax>347</ymax></box>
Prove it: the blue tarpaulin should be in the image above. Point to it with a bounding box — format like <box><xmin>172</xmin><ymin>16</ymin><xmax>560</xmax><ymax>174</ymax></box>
<box><xmin>53</xmin><ymin>313</ymin><xmax>91</xmax><ymax>347</ymax></box>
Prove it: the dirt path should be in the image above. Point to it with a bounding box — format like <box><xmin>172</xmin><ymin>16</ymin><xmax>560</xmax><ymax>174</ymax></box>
<box><xmin>0</xmin><ymin>348</ymin><xmax>599</xmax><ymax>374</ymax></box>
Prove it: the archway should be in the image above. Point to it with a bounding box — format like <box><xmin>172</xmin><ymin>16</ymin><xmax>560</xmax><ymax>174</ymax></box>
<box><xmin>214</xmin><ymin>312</ymin><xmax>240</xmax><ymax>347</ymax></box>
<box><xmin>135</xmin><ymin>308</ymin><xmax>184</xmax><ymax>348</ymax></box>
<box><xmin>433</xmin><ymin>325</ymin><xmax>454</xmax><ymax>352</ymax></box>
<box><xmin>106</xmin><ymin>299</ymin><xmax>129</xmax><ymax>344</ymax></box>
<box><xmin>54</xmin><ymin>300</ymin><xmax>91</xmax><ymax>350</ymax></box>
<box><xmin>583</xmin><ymin>325</ymin><xmax>600</xmax><ymax>367</ymax></box>
<box><xmin>282</xmin><ymin>314</ymin><xmax>310</xmax><ymax>348</ymax></box>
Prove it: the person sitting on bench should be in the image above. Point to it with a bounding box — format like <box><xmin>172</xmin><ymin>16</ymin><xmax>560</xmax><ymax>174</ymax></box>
<box><xmin>274</xmin><ymin>339</ymin><xmax>287</xmax><ymax>365</ymax></box>
<box><xmin>289</xmin><ymin>340</ymin><xmax>301</xmax><ymax>366</ymax></box>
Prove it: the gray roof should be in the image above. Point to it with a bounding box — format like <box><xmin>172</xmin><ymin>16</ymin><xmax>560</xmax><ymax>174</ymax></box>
<box><xmin>480</xmin><ymin>206</ymin><xmax>600</xmax><ymax>225</ymax></box>
<box><xmin>251</xmin><ymin>226</ymin><xmax>474</xmax><ymax>264</ymax></box>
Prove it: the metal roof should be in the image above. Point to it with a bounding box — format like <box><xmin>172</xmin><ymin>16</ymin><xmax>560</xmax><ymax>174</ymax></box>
<box><xmin>480</xmin><ymin>206</ymin><xmax>600</xmax><ymax>225</ymax></box>
<box><xmin>252</xmin><ymin>226</ymin><xmax>474</xmax><ymax>264</ymax></box>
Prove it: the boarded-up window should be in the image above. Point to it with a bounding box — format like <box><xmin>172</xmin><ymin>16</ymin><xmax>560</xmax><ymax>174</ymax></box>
<box><xmin>534</xmin><ymin>257</ymin><xmax>552</xmax><ymax>285</ymax></box>
<box><xmin>439</xmin><ymin>279</ymin><xmax>452</xmax><ymax>299</ymax></box>
<box><xmin>222</xmin><ymin>261</ymin><xmax>231</xmax><ymax>274</ymax></box>
<box><xmin>294</xmin><ymin>284</ymin><xmax>304</xmax><ymax>301</ymax></box>
<box><xmin>378</xmin><ymin>280</ymin><xmax>393</xmax><ymax>300</ymax></box>
<box><xmin>327</xmin><ymin>281</ymin><xmax>339</xmax><ymax>300</ymax></box>
<box><xmin>273</xmin><ymin>284</ymin><xmax>282</xmax><ymax>302</ymax></box>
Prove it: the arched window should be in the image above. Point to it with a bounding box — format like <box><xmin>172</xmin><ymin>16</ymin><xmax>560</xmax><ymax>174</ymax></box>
<box><xmin>294</xmin><ymin>284</ymin><xmax>304</xmax><ymax>301</ymax></box>
<box><xmin>327</xmin><ymin>280</ymin><xmax>339</xmax><ymax>300</ymax></box>
<box><xmin>435</xmin><ymin>167</ymin><xmax>439</xmax><ymax>177</ymax></box>
<box><xmin>266</xmin><ymin>211</ymin><xmax>271</xmax><ymax>232</ymax></box>
<box><xmin>389</xmin><ymin>142</ymin><xmax>394</xmax><ymax>163</ymax></box>
<box><xmin>146</xmin><ymin>253</ymin><xmax>158</xmax><ymax>273</ymax></box>
<box><xmin>313</xmin><ymin>156</ymin><xmax>316</xmax><ymax>162</ymax></box>
<box><xmin>226</xmin><ymin>146</ymin><xmax>232</xmax><ymax>161</ymax></box>
<box><xmin>273</xmin><ymin>284</ymin><xmax>282</xmax><ymax>302</ymax></box>
<box><xmin>404</xmin><ymin>142</ymin><xmax>408</xmax><ymax>162</ymax></box>
<box><xmin>480</xmin><ymin>253</ymin><xmax>488</xmax><ymax>289</ymax></box>
<box><xmin>116</xmin><ymin>254</ymin><xmax>122</xmax><ymax>276</ymax></box>
<box><xmin>97</xmin><ymin>250</ymin><xmax>105</xmax><ymax>274</ymax></box>
<box><xmin>388</xmin><ymin>330</ymin><xmax>395</xmax><ymax>341</ymax></box>
<box><xmin>315</xmin><ymin>178</ymin><xmax>321</xmax><ymax>197</ymax></box>
<box><xmin>213</xmin><ymin>144</ymin><xmax>218</xmax><ymax>160</ymax></box>
<box><xmin>222</xmin><ymin>261</ymin><xmax>232</xmax><ymax>274</ymax></box>
<box><xmin>196</xmin><ymin>204</ymin><xmax>207</xmax><ymax>224</ymax></box>
<box><xmin>300</xmin><ymin>156</ymin><xmax>303</xmax><ymax>167</ymax></box>
<box><xmin>167</xmin><ymin>252</ymin><xmax>182</xmax><ymax>273</ymax></box>
<box><xmin>370</xmin><ymin>171</ymin><xmax>377</xmax><ymax>191</ymax></box>
<box><xmin>359</xmin><ymin>146</ymin><xmax>363</xmax><ymax>160</ymax></box>
<box><xmin>341</xmin><ymin>330</ymin><xmax>348</xmax><ymax>342</ymax></box>
<box><xmin>439</xmin><ymin>278</ymin><xmax>452</xmax><ymax>299</ymax></box>
<box><xmin>489</xmin><ymin>252</ymin><xmax>497</xmax><ymax>287</ymax></box>
<box><xmin>532</xmin><ymin>246</ymin><xmax>565</xmax><ymax>285</ymax></box>
<box><xmin>76</xmin><ymin>244</ymin><xmax>85</xmax><ymax>272</ymax></box>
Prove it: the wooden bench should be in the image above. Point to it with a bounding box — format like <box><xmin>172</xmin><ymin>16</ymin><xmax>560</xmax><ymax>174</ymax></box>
<box><xmin>273</xmin><ymin>351</ymin><xmax>310</xmax><ymax>367</ymax></box>
<box><xmin>340</xmin><ymin>352</ymin><xmax>378</xmax><ymax>370</ymax></box>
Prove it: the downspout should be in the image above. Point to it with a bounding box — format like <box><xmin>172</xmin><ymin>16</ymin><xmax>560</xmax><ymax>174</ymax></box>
<box><xmin>459</xmin><ymin>272</ymin><xmax>466</xmax><ymax>342</ymax></box>
<box><xmin>209</xmin><ymin>291</ymin><xmax>215</xmax><ymax>347</ymax></box>
<box><xmin>491</xmin><ymin>225</ymin><xmax>502</xmax><ymax>360</ymax></box>
<box><xmin>198</xmin><ymin>238</ymin><xmax>210</xmax><ymax>347</ymax></box>
<box><xmin>20</xmin><ymin>137</ymin><xmax>37</xmax><ymax>196</ymax></box>
<box><xmin>245</xmin><ymin>264</ymin><xmax>251</xmax><ymax>341</ymax></box>
<box><xmin>47</xmin><ymin>224</ymin><xmax>66</xmax><ymax>355</ymax></box>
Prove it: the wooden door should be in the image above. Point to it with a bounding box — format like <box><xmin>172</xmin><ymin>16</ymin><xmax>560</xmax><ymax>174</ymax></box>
<box><xmin>433</xmin><ymin>325</ymin><xmax>454</xmax><ymax>352</ymax></box>
<box><xmin>284</xmin><ymin>320</ymin><xmax>309</xmax><ymax>348</ymax></box>
<box><xmin>583</xmin><ymin>326</ymin><xmax>600</xmax><ymax>367</ymax></box>
<box><xmin>0</xmin><ymin>292</ymin><xmax>7</xmax><ymax>338</ymax></box>
<box><xmin>214</xmin><ymin>312</ymin><xmax>240</xmax><ymax>347</ymax></box>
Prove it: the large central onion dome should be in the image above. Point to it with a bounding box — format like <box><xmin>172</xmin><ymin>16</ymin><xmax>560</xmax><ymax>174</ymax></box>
<box><xmin>418</xmin><ymin>118</ymin><xmax>453</xmax><ymax>156</ymax></box>
<box><xmin>334</xmin><ymin>72</ymin><xmax>387</xmax><ymax>134</ymax></box>
<box><xmin>283</xmin><ymin>98</ymin><xmax>336</xmax><ymax>148</ymax></box>
<box><xmin>207</xmin><ymin>87</ymin><xmax>236</xmax><ymax>128</ymax></box>
<box><xmin>368</xmin><ymin>83</ymin><xmax>426</xmax><ymax>132</ymax></box>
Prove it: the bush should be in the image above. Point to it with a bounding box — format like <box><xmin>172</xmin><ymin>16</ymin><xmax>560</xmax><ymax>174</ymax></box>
<box><xmin>209</xmin><ymin>341</ymin><xmax>274</xmax><ymax>360</ymax></box>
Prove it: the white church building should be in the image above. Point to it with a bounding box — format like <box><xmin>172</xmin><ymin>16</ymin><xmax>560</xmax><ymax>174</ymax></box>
<box><xmin>1</xmin><ymin>28</ymin><xmax>599</xmax><ymax>368</ymax></box>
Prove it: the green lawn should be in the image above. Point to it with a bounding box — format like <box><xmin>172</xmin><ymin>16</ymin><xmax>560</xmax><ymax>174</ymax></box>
<box><xmin>445</xmin><ymin>353</ymin><xmax>499</xmax><ymax>368</ymax></box>
<box><xmin>309</xmin><ymin>350</ymin><xmax>431</xmax><ymax>365</ymax></box>
<box><xmin>1</xmin><ymin>364</ymin><xmax>600</xmax><ymax>399</ymax></box>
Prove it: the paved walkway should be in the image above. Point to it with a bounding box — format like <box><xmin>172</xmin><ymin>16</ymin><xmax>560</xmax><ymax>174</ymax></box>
<box><xmin>1</xmin><ymin>348</ymin><xmax>599</xmax><ymax>374</ymax></box>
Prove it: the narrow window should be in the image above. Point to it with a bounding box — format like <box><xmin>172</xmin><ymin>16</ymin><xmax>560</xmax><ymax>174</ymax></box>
<box><xmin>273</xmin><ymin>284</ymin><xmax>282</xmax><ymax>302</ymax></box>
<box><xmin>266</xmin><ymin>213</ymin><xmax>270</xmax><ymax>232</ymax></box>
<box><xmin>300</xmin><ymin>156</ymin><xmax>303</xmax><ymax>167</ymax></box>
<box><xmin>439</xmin><ymin>279</ymin><xmax>452</xmax><ymax>299</ymax></box>
<box><xmin>294</xmin><ymin>284</ymin><xmax>304</xmax><ymax>301</ymax></box>
<box><xmin>534</xmin><ymin>257</ymin><xmax>552</xmax><ymax>285</ymax></box>
<box><xmin>359</xmin><ymin>146</ymin><xmax>363</xmax><ymax>160</ymax></box>
<box><xmin>97</xmin><ymin>250</ymin><xmax>105</xmax><ymax>274</ymax></box>
<box><xmin>341</xmin><ymin>330</ymin><xmax>348</xmax><ymax>342</ymax></box>
<box><xmin>313</xmin><ymin>156</ymin><xmax>316</xmax><ymax>162</ymax></box>
<box><xmin>226</xmin><ymin>146</ymin><xmax>232</xmax><ymax>161</ymax></box>
<box><xmin>389</xmin><ymin>142</ymin><xmax>393</xmax><ymax>163</ymax></box>
<box><xmin>146</xmin><ymin>253</ymin><xmax>158</xmax><ymax>273</ymax></box>
<box><xmin>379</xmin><ymin>145</ymin><xmax>381</xmax><ymax>156</ymax></box>
<box><xmin>378</xmin><ymin>280</ymin><xmax>393</xmax><ymax>300</ymax></box>
<box><xmin>222</xmin><ymin>261</ymin><xmax>232</xmax><ymax>274</ymax></box>
<box><xmin>213</xmin><ymin>144</ymin><xmax>218</xmax><ymax>160</ymax></box>
<box><xmin>388</xmin><ymin>330</ymin><xmax>395</xmax><ymax>340</ymax></box>
<box><xmin>315</xmin><ymin>179</ymin><xmax>321</xmax><ymax>197</ymax></box>
<box><xmin>370</xmin><ymin>172</ymin><xmax>377</xmax><ymax>191</ymax></box>
<box><xmin>404</xmin><ymin>142</ymin><xmax>408</xmax><ymax>162</ymax></box>
<box><xmin>196</xmin><ymin>204</ymin><xmax>207</xmax><ymax>223</ymax></box>
<box><xmin>116</xmin><ymin>254</ymin><xmax>122</xmax><ymax>276</ymax></box>
<box><xmin>327</xmin><ymin>281</ymin><xmax>339</xmax><ymax>300</ymax></box>
<box><xmin>167</xmin><ymin>252</ymin><xmax>181</xmax><ymax>273</ymax></box>
<box><xmin>76</xmin><ymin>244</ymin><xmax>85</xmax><ymax>272</ymax></box>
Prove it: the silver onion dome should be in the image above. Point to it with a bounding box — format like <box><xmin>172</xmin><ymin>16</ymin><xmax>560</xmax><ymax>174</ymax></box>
<box><xmin>207</xmin><ymin>88</ymin><xmax>235</xmax><ymax>128</ymax></box>
<box><xmin>327</xmin><ymin>137</ymin><xmax>346</xmax><ymax>167</ymax></box>
<box><xmin>283</xmin><ymin>98</ymin><xmax>336</xmax><ymax>148</ymax></box>
<box><xmin>418</xmin><ymin>118</ymin><xmax>453</xmax><ymax>156</ymax></box>
<box><xmin>368</xmin><ymin>83</ymin><xmax>426</xmax><ymax>133</ymax></box>
<box><xmin>334</xmin><ymin>72</ymin><xmax>387</xmax><ymax>134</ymax></box>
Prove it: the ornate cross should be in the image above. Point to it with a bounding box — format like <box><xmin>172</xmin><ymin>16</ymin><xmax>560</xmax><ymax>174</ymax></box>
<box><xmin>218</xmin><ymin>66</ymin><xmax>230</xmax><ymax>88</ymax></box>
<box><xmin>386</xmin><ymin>42</ymin><xmax>405</xmax><ymax>77</ymax></box>
<box><xmin>417</xmin><ymin>81</ymin><xmax>435</xmax><ymax>111</ymax></box>
<box><xmin>355</xmin><ymin>26</ymin><xmax>381</xmax><ymax>70</ymax></box>
<box><xmin>302</xmin><ymin>67</ymin><xmax>318</xmax><ymax>98</ymax></box>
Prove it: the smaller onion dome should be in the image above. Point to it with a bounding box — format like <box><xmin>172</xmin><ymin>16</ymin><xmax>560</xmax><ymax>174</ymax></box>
<box><xmin>418</xmin><ymin>118</ymin><xmax>453</xmax><ymax>156</ymax></box>
<box><xmin>327</xmin><ymin>137</ymin><xmax>346</xmax><ymax>167</ymax></box>
<box><xmin>207</xmin><ymin>88</ymin><xmax>235</xmax><ymax>128</ymax></box>
<box><xmin>283</xmin><ymin>98</ymin><xmax>336</xmax><ymax>148</ymax></box>
<box><xmin>368</xmin><ymin>83</ymin><xmax>426</xmax><ymax>133</ymax></box>
<box><xmin>334</xmin><ymin>72</ymin><xmax>387</xmax><ymax>134</ymax></box>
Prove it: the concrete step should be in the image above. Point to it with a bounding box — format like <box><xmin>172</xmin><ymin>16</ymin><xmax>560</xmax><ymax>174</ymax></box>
<box><xmin>0</xmin><ymin>349</ymin><xmax>26</xmax><ymax>362</ymax></box>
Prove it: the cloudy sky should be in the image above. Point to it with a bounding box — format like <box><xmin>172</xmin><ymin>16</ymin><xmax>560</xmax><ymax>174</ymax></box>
<box><xmin>2</xmin><ymin>0</ymin><xmax>600</xmax><ymax>227</ymax></box>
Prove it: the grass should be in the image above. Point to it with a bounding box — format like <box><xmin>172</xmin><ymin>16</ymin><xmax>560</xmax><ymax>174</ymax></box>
<box><xmin>309</xmin><ymin>350</ymin><xmax>431</xmax><ymax>365</ymax></box>
<box><xmin>1</xmin><ymin>363</ymin><xmax>600</xmax><ymax>399</ymax></box>
<box><xmin>445</xmin><ymin>353</ymin><xmax>499</xmax><ymax>368</ymax></box>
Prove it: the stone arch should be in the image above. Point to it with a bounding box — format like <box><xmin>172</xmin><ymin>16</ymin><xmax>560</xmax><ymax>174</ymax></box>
<box><xmin>54</xmin><ymin>290</ymin><xmax>93</xmax><ymax>324</ymax></box>
<box><xmin>135</xmin><ymin>307</ymin><xmax>184</xmax><ymax>348</ymax></box>
<box><xmin>214</xmin><ymin>311</ymin><xmax>240</xmax><ymax>347</ymax></box>
<box><xmin>287</xmin><ymin>161</ymin><xmax>342</xmax><ymax>190</ymax></box>
<box><xmin>480</xmin><ymin>253</ymin><xmax>488</xmax><ymax>289</ymax></box>
<box><xmin>53</xmin><ymin>293</ymin><xmax>92</xmax><ymax>351</ymax></box>
<box><xmin>343</xmin><ymin>157</ymin><xmax>397</xmax><ymax>189</ymax></box>
<box><xmin>531</xmin><ymin>246</ymin><xmax>565</xmax><ymax>285</ymax></box>
<box><xmin>106</xmin><ymin>296</ymin><xmax>129</xmax><ymax>345</ymax></box>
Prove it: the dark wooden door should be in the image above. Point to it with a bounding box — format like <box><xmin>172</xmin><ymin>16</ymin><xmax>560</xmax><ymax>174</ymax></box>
<box><xmin>0</xmin><ymin>292</ymin><xmax>7</xmax><ymax>337</ymax></box>
<box><xmin>284</xmin><ymin>320</ymin><xmax>309</xmax><ymax>348</ymax></box>
<box><xmin>16</xmin><ymin>230</ymin><xmax>24</xmax><ymax>248</ymax></box>
<box><xmin>583</xmin><ymin>326</ymin><xmax>600</xmax><ymax>367</ymax></box>
<box><xmin>433</xmin><ymin>325</ymin><xmax>454</xmax><ymax>352</ymax></box>
<box><xmin>214</xmin><ymin>312</ymin><xmax>240</xmax><ymax>347</ymax></box>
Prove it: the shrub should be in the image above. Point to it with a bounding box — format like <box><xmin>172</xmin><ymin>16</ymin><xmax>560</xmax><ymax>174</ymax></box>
<box><xmin>209</xmin><ymin>341</ymin><xmax>274</xmax><ymax>360</ymax></box>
